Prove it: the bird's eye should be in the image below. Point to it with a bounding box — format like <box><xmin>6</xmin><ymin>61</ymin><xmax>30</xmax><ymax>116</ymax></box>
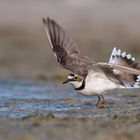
<box><xmin>74</xmin><ymin>76</ymin><xmax>78</xmax><ymax>80</ymax></box>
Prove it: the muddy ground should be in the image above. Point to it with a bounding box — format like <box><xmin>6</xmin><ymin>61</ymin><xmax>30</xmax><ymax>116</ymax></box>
<box><xmin>0</xmin><ymin>79</ymin><xmax>140</xmax><ymax>140</ymax></box>
<box><xmin>0</xmin><ymin>116</ymin><xmax>140</xmax><ymax>140</ymax></box>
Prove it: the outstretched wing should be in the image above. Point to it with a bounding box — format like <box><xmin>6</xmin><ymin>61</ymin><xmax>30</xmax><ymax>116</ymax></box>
<box><xmin>91</xmin><ymin>64</ymin><xmax>125</xmax><ymax>87</ymax></box>
<box><xmin>109</xmin><ymin>47</ymin><xmax>139</xmax><ymax>69</ymax></box>
<box><xmin>43</xmin><ymin>17</ymin><xmax>94</xmax><ymax>77</ymax></box>
<box><xmin>98</xmin><ymin>62</ymin><xmax>140</xmax><ymax>75</ymax></box>
<box><xmin>108</xmin><ymin>47</ymin><xmax>140</xmax><ymax>87</ymax></box>
<box><xmin>98</xmin><ymin>62</ymin><xmax>140</xmax><ymax>88</ymax></box>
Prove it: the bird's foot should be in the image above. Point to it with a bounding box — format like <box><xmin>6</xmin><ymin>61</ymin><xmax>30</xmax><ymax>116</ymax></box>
<box><xmin>95</xmin><ymin>100</ymin><xmax>106</xmax><ymax>108</ymax></box>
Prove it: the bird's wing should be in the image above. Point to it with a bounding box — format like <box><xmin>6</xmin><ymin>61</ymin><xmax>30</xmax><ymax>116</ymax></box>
<box><xmin>98</xmin><ymin>62</ymin><xmax>140</xmax><ymax>75</ymax></box>
<box><xmin>109</xmin><ymin>47</ymin><xmax>139</xmax><ymax>70</ymax></box>
<box><xmin>98</xmin><ymin>62</ymin><xmax>140</xmax><ymax>88</ymax></box>
<box><xmin>43</xmin><ymin>17</ymin><xmax>94</xmax><ymax>77</ymax></box>
<box><xmin>91</xmin><ymin>64</ymin><xmax>125</xmax><ymax>86</ymax></box>
<box><xmin>108</xmin><ymin>47</ymin><xmax>140</xmax><ymax>87</ymax></box>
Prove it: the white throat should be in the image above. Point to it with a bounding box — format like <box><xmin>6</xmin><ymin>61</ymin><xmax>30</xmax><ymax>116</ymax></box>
<box><xmin>69</xmin><ymin>80</ymin><xmax>84</xmax><ymax>90</ymax></box>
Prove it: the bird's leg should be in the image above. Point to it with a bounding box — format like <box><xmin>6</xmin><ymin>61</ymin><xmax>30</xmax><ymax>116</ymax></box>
<box><xmin>96</xmin><ymin>95</ymin><xmax>102</xmax><ymax>107</ymax></box>
<box><xmin>96</xmin><ymin>94</ymin><xmax>106</xmax><ymax>108</ymax></box>
<box><xmin>100</xmin><ymin>94</ymin><xmax>106</xmax><ymax>105</ymax></box>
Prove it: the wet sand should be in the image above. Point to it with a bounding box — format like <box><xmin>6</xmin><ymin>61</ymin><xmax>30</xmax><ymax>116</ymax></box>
<box><xmin>0</xmin><ymin>79</ymin><xmax>140</xmax><ymax>140</ymax></box>
<box><xmin>0</xmin><ymin>116</ymin><xmax>140</xmax><ymax>140</ymax></box>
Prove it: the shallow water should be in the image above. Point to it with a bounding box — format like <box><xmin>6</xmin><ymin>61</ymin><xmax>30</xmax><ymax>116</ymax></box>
<box><xmin>0</xmin><ymin>78</ymin><xmax>140</xmax><ymax>118</ymax></box>
<box><xmin>0</xmin><ymin>78</ymin><xmax>140</xmax><ymax>140</ymax></box>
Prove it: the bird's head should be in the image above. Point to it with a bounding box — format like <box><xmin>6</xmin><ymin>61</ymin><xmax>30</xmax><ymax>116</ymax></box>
<box><xmin>63</xmin><ymin>73</ymin><xmax>84</xmax><ymax>89</ymax></box>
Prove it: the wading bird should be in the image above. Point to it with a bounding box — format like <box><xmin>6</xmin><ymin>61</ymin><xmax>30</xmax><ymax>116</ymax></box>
<box><xmin>43</xmin><ymin>17</ymin><xmax>140</xmax><ymax>107</ymax></box>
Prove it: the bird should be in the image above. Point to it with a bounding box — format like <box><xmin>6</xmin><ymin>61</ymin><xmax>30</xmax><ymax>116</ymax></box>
<box><xmin>42</xmin><ymin>17</ymin><xmax>140</xmax><ymax>107</ymax></box>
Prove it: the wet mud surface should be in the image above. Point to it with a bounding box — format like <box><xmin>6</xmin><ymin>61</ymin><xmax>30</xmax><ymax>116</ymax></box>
<box><xmin>0</xmin><ymin>78</ymin><xmax>140</xmax><ymax>140</ymax></box>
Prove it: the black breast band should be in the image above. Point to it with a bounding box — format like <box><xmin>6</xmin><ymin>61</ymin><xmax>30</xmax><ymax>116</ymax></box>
<box><xmin>75</xmin><ymin>80</ymin><xmax>85</xmax><ymax>91</ymax></box>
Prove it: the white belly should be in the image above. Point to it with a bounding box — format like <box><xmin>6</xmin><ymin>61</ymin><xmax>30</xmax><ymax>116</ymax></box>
<box><xmin>78</xmin><ymin>71</ymin><xmax>123</xmax><ymax>95</ymax></box>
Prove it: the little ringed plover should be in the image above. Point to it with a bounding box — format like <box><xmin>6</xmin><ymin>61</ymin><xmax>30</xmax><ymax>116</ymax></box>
<box><xmin>43</xmin><ymin>17</ymin><xmax>140</xmax><ymax>107</ymax></box>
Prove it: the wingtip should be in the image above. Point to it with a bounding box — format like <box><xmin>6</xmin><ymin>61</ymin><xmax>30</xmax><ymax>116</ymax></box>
<box><xmin>42</xmin><ymin>18</ymin><xmax>47</xmax><ymax>24</ymax></box>
<box><xmin>42</xmin><ymin>17</ymin><xmax>52</xmax><ymax>24</ymax></box>
<box><xmin>133</xmin><ymin>75</ymin><xmax>140</xmax><ymax>88</ymax></box>
<box><xmin>112</xmin><ymin>47</ymin><xmax>117</xmax><ymax>55</ymax></box>
<box><xmin>113</xmin><ymin>46</ymin><xmax>117</xmax><ymax>50</ymax></box>
<box><xmin>112</xmin><ymin>47</ymin><xmax>122</xmax><ymax>56</ymax></box>
<box><xmin>109</xmin><ymin>47</ymin><xmax>118</xmax><ymax>63</ymax></box>
<box><xmin>109</xmin><ymin>47</ymin><xmax>136</xmax><ymax>62</ymax></box>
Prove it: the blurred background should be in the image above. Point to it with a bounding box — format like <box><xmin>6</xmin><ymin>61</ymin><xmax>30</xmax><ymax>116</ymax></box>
<box><xmin>0</xmin><ymin>0</ymin><xmax>140</xmax><ymax>80</ymax></box>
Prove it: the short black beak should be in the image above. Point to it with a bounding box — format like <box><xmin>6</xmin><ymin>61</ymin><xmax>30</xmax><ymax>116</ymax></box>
<box><xmin>63</xmin><ymin>79</ymin><xmax>69</xmax><ymax>84</ymax></box>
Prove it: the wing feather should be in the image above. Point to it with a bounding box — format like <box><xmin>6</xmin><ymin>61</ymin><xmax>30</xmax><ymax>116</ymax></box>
<box><xmin>43</xmin><ymin>17</ymin><xmax>94</xmax><ymax>77</ymax></box>
<box><xmin>98</xmin><ymin>62</ymin><xmax>140</xmax><ymax>75</ymax></box>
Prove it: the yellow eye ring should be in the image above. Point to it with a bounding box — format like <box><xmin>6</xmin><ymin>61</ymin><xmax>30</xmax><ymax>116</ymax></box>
<box><xmin>74</xmin><ymin>76</ymin><xmax>78</xmax><ymax>80</ymax></box>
